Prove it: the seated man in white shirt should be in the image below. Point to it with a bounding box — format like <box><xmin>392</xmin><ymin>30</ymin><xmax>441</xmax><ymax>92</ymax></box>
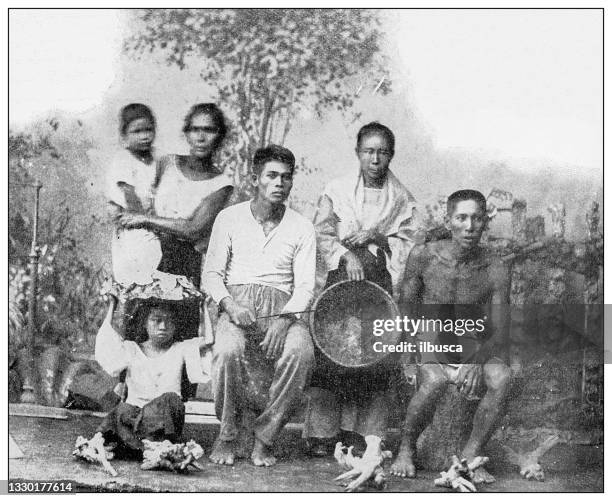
<box><xmin>203</xmin><ymin>144</ymin><xmax>316</xmax><ymax>467</ymax></box>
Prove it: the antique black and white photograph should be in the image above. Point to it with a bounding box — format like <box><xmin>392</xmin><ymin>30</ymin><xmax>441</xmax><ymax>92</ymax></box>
<box><xmin>7</xmin><ymin>6</ymin><xmax>604</xmax><ymax>494</ymax></box>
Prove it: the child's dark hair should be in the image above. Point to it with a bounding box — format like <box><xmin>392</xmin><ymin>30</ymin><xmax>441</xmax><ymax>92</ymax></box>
<box><xmin>447</xmin><ymin>189</ymin><xmax>487</xmax><ymax>215</ymax></box>
<box><xmin>126</xmin><ymin>299</ymin><xmax>199</xmax><ymax>344</ymax></box>
<box><xmin>356</xmin><ymin>122</ymin><xmax>395</xmax><ymax>154</ymax></box>
<box><xmin>132</xmin><ymin>302</ymin><xmax>173</xmax><ymax>344</ymax></box>
<box><xmin>252</xmin><ymin>144</ymin><xmax>296</xmax><ymax>176</ymax></box>
<box><xmin>182</xmin><ymin>103</ymin><xmax>227</xmax><ymax>148</ymax></box>
<box><xmin>119</xmin><ymin>103</ymin><xmax>156</xmax><ymax>136</ymax></box>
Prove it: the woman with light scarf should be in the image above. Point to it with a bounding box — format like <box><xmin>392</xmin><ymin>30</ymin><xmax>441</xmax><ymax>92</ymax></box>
<box><xmin>304</xmin><ymin>122</ymin><xmax>418</xmax><ymax>457</ymax></box>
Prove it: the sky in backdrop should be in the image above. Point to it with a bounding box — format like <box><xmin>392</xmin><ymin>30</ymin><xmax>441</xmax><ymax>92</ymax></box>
<box><xmin>10</xmin><ymin>9</ymin><xmax>602</xmax><ymax>166</ymax></box>
<box><xmin>9</xmin><ymin>8</ymin><xmax>603</xmax><ymax>239</ymax></box>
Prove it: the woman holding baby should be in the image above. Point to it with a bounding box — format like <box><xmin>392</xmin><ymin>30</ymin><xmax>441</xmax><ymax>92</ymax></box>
<box><xmin>109</xmin><ymin>102</ymin><xmax>233</xmax><ymax>289</ymax></box>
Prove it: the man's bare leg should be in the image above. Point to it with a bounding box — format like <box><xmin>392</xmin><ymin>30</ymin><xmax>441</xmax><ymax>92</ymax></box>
<box><xmin>251</xmin><ymin>437</ymin><xmax>276</xmax><ymax>467</ymax></box>
<box><xmin>391</xmin><ymin>364</ymin><xmax>448</xmax><ymax>477</ymax></box>
<box><xmin>461</xmin><ymin>360</ymin><xmax>511</xmax><ymax>484</ymax></box>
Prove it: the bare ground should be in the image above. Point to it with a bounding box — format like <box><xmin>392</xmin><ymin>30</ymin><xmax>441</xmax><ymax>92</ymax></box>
<box><xmin>9</xmin><ymin>415</ymin><xmax>603</xmax><ymax>493</ymax></box>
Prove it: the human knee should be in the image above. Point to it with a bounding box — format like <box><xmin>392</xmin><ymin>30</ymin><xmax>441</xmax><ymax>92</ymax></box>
<box><xmin>420</xmin><ymin>365</ymin><xmax>447</xmax><ymax>390</ymax></box>
<box><xmin>485</xmin><ymin>362</ymin><xmax>511</xmax><ymax>391</ymax></box>
<box><xmin>214</xmin><ymin>343</ymin><xmax>243</xmax><ymax>365</ymax></box>
<box><xmin>158</xmin><ymin>392</ymin><xmax>185</xmax><ymax>411</ymax></box>
<box><xmin>213</xmin><ymin>326</ymin><xmax>245</xmax><ymax>363</ymax></box>
<box><xmin>281</xmin><ymin>324</ymin><xmax>314</xmax><ymax>365</ymax></box>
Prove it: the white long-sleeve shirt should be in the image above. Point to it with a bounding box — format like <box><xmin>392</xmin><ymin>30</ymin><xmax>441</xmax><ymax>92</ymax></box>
<box><xmin>95</xmin><ymin>317</ymin><xmax>211</xmax><ymax>408</ymax></box>
<box><xmin>203</xmin><ymin>201</ymin><xmax>316</xmax><ymax>315</ymax></box>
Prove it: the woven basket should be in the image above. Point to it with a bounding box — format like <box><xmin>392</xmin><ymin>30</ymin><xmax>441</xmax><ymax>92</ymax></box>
<box><xmin>309</xmin><ymin>280</ymin><xmax>401</xmax><ymax>369</ymax></box>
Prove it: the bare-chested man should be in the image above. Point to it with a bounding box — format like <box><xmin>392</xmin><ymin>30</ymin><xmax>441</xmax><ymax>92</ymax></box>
<box><xmin>391</xmin><ymin>189</ymin><xmax>511</xmax><ymax>484</ymax></box>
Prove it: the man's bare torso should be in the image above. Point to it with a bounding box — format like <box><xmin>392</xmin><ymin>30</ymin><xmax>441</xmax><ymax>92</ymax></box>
<box><xmin>404</xmin><ymin>240</ymin><xmax>506</xmax><ymax>305</ymax></box>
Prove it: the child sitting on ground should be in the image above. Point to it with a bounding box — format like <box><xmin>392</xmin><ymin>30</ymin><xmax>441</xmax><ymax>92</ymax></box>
<box><xmin>91</xmin><ymin>298</ymin><xmax>211</xmax><ymax>459</ymax></box>
<box><xmin>107</xmin><ymin>103</ymin><xmax>162</xmax><ymax>285</ymax></box>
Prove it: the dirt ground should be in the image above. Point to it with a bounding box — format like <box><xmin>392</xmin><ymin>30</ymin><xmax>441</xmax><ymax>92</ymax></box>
<box><xmin>9</xmin><ymin>415</ymin><xmax>603</xmax><ymax>493</ymax></box>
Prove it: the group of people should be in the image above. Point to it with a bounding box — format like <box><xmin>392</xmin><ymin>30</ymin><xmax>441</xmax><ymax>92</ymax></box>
<box><xmin>91</xmin><ymin>101</ymin><xmax>512</xmax><ymax>484</ymax></box>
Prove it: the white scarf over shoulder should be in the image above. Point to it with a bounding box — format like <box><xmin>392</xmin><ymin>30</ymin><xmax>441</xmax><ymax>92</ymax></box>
<box><xmin>314</xmin><ymin>169</ymin><xmax>418</xmax><ymax>295</ymax></box>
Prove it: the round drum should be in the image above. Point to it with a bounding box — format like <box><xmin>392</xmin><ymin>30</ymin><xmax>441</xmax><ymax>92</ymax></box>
<box><xmin>309</xmin><ymin>280</ymin><xmax>402</xmax><ymax>370</ymax></box>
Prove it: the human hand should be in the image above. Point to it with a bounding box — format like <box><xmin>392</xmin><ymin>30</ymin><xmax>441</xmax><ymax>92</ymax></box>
<box><xmin>221</xmin><ymin>298</ymin><xmax>256</xmax><ymax>327</ymax></box>
<box><xmin>456</xmin><ymin>365</ymin><xmax>483</xmax><ymax>399</ymax></box>
<box><xmin>342</xmin><ymin>229</ymin><xmax>378</xmax><ymax>247</ymax></box>
<box><xmin>342</xmin><ymin>251</ymin><xmax>365</xmax><ymax>281</ymax></box>
<box><xmin>117</xmin><ymin>211</ymin><xmax>148</xmax><ymax>229</ymax></box>
<box><xmin>259</xmin><ymin>317</ymin><xmax>292</xmax><ymax>359</ymax></box>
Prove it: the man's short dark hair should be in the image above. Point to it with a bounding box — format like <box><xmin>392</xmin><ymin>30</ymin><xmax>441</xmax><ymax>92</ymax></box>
<box><xmin>447</xmin><ymin>189</ymin><xmax>487</xmax><ymax>215</ymax></box>
<box><xmin>252</xmin><ymin>144</ymin><xmax>296</xmax><ymax>176</ymax></box>
<box><xmin>356</xmin><ymin>122</ymin><xmax>395</xmax><ymax>154</ymax></box>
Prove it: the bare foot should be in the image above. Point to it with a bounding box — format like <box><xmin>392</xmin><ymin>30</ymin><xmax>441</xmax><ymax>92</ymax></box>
<box><xmin>471</xmin><ymin>465</ymin><xmax>496</xmax><ymax>484</ymax></box>
<box><xmin>251</xmin><ymin>438</ymin><xmax>276</xmax><ymax>467</ymax></box>
<box><xmin>390</xmin><ymin>445</ymin><xmax>417</xmax><ymax>478</ymax></box>
<box><xmin>209</xmin><ymin>439</ymin><xmax>235</xmax><ymax>465</ymax></box>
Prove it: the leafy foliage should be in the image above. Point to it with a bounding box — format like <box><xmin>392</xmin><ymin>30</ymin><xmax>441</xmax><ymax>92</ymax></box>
<box><xmin>9</xmin><ymin>122</ymin><xmax>108</xmax><ymax>352</ymax></box>
<box><xmin>125</xmin><ymin>8</ymin><xmax>391</xmax><ymax>199</ymax></box>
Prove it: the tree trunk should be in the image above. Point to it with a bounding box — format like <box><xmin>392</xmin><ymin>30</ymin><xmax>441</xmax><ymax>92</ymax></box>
<box><xmin>258</xmin><ymin>91</ymin><xmax>274</xmax><ymax>148</ymax></box>
<box><xmin>281</xmin><ymin>108</ymin><xmax>293</xmax><ymax>145</ymax></box>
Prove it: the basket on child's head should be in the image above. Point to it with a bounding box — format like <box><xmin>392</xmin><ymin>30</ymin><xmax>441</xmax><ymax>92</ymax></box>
<box><xmin>104</xmin><ymin>271</ymin><xmax>204</xmax><ymax>343</ymax></box>
<box><xmin>310</xmin><ymin>280</ymin><xmax>401</xmax><ymax>370</ymax></box>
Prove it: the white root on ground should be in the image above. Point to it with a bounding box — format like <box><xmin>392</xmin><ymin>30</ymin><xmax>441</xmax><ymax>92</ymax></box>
<box><xmin>73</xmin><ymin>432</ymin><xmax>118</xmax><ymax>477</ymax></box>
<box><xmin>333</xmin><ymin>435</ymin><xmax>392</xmax><ymax>492</ymax></box>
<box><xmin>141</xmin><ymin>439</ymin><xmax>204</xmax><ymax>472</ymax></box>
<box><xmin>434</xmin><ymin>455</ymin><xmax>489</xmax><ymax>492</ymax></box>
<box><xmin>500</xmin><ymin>434</ymin><xmax>560</xmax><ymax>481</ymax></box>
